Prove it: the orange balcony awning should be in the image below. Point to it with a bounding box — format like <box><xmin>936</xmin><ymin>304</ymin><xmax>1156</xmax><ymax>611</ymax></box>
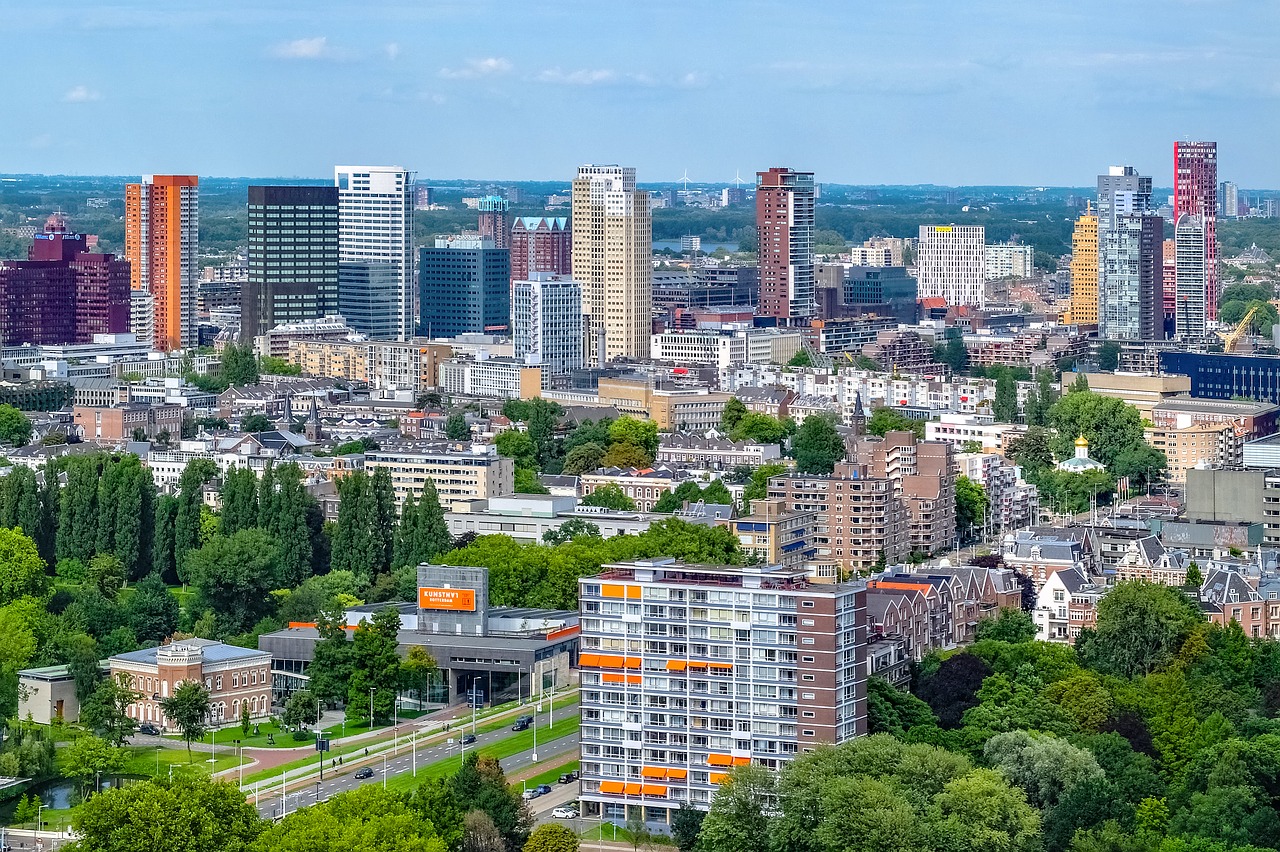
<box><xmin>733</xmin><ymin>756</ymin><xmax>751</xmax><ymax>766</ymax></box>
<box><xmin>624</xmin><ymin>782</ymin><xmax>643</xmax><ymax>796</ymax></box>
<box><xmin>642</xmin><ymin>767</ymin><xmax>667</xmax><ymax>779</ymax></box>
<box><xmin>641</xmin><ymin>784</ymin><xmax>668</xmax><ymax>797</ymax></box>
<box><xmin>709</xmin><ymin>662</ymin><xmax>734</xmax><ymax>670</ymax></box>
<box><xmin>666</xmin><ymin>768</ymin><xmax>688</xmax><ymax>780</ymax></box>
<box><xmin>710</xmin><ymin>772</ymin><xmax>728</xmax><ymax>784</ymax></box>
<box><xmin>599</xmin><ymin>781</ymin><xmax>625</xmax><ymax>794</ymax></box>
<box><xmin>666</xmin><ymin>660</ymin><xmax>687</xmax><ymax>671</ymax></box>
<box><xmin>707</xmin><ymin>754</ymin><xmax>732</xmax><ymax>766</ymax></box>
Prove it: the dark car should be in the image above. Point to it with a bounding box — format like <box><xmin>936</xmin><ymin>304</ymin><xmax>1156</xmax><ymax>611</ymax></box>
<box><xmin>461</xmin><ymin>733</ymin><xmax>477</xmax><ymax>745</ymax></box>
<box><xmin>354</xmin><ymin>767</ymin><xmax>374</xmax><ymax>780</ymax></box>
<box><xmin>517</xmin><ymin>714</ymin><xmax>534</xmax><ymax>725</ymax></box>
<box><xmin>535</xmin><ymin>784</ymin><xmax>552</xmax><ymax>795</ymax></box>
<box><xmin>511</xmin><ymin>719</ymin><xmax>531</xmax><ymax>731</ymax></box>
<box><xmin>137</xmin><ymin>723</ymin><xmax>160</xmax><ymax>736</ymax></box>
<box><xmin>558</xmin><ymin>771</ymin><xmax>579</xmax><ymax>784</ymax></box>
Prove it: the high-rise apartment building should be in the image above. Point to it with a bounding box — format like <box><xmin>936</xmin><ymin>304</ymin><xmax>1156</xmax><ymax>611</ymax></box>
<box><xmin>418</xmin><ymin>236</ymin><xmax>510</xmax><ymax>338</ymax></box>
<box><xmin>849</xmin><ymin>431</ymin><xmax>958</xmax><ymax>555</ymax></box>
<box><xmin>510</xmin><ymin>217</ymin><xmax>571</xmax><ymax>283</ymax></box>
<box><xmin>1162</xmin><ymin>239</ymin><xmax>1177</xmax><ymax>331</ymax></box>
<box><xmin>1096</xmin><ymin>166</ymin><xmax>1152</xmax><ymax>232</ymax></box>
<box><xmin>984</xmin><ymin>242</ymin><xmax>1035</xmax><ymax>280</ymax></box>
<box><xmin>571</xmin><ymin>165</ymin><xmax>652</xmax><ymax>364</ymax></box>
<box><xmin>917</xmin><ymin>226</ymin><xmax>986</xmax><ymax>308</ymax></box>
<box><xmin>335</xmin><ymin>166</ymin><xmax>415</xmax><ymax>341</ymax></box>
<box><xmin>125</xmin><ymin>174</ymin><xmax>199</xmax><ymax>351</ymax></box>
<box><xmin>1175</xmin><ymin>215</ymin><xmax>1208</xmax><ymax>339</ymax></box>
<box><xmin>577</xmin><ymin>558</ymin><xmax>868</xmax><ymax>824</ymax></box>
<box><xmin>1219</xmin><ymin>181</ymin><xmax>1239</xmax><ymax>219</ymax></box>
<box><xmin>511</xmin><ymin>273</ymin><xmax>583</xmax><ymax>382</ymax></box>
<box><xmin>1066</xmin><ymin>212</ymin><xmax>1099</xmax><ymax>325</ymax></box>
<box><xmin>242</xmin><ymin>186</ymin><xmax>339</xmax><ymax>342</ymax></box>
<box><xmin>476</xmin><ymin>196</ymin><xmax>511</xmax><ymax>249</ymax></box>
<box><xmin>1174</xmin><ymin>142</ymin><xmax>1218</xmax><ymax>327</ymax></box>
<box><xmin>756</xmin><ymin>168</ymin><xmax>816</xmax><ymax>324</ymax></box>
<box><xmin>1099</xmin><ymin>214</ymin><xmax>1162</xmax><ymax>341</ymax></box>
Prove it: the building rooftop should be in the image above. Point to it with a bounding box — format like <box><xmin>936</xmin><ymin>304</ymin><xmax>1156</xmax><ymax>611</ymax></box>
<box><xmin>110</xmin><ymin>638</ymin><xmax>267</xmax><ymax>666</ymax></box>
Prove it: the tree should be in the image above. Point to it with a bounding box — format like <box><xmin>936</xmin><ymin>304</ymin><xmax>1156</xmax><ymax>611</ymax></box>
<box><xmin>124</xmin><ymin>572</ymin><xmax>180</xmax><ymax>642</ymax></box>
<box><xmin>219</xmin><ymin>466</ymin><xmax>258</xmax><ymax>536</ymax></box>
<box><xmin>347</xmin><ymin>607</ymin><xmax>403</xmax><ymax>724</ymax></box>
<box><xmin>788</xmin><ymin>349</ymin><xmax>813</xmax><ymax>367</ymax></box>
<box><xmin>1097</xmin><ymin>341</ymin><xmax>1121</xmax><ymax>372</ymax></box>
<box><xmin>254</xmin><ymin>785</ymin><xmax>447</xmax><ymax>852</ymax></box>
<box><xmin>1076</xmin><ymin>581</ymin><xmax>1202</xmax><ymax>679</ymax></box>
<box><xmin>446</xmin><ymin>412</ymin><xmax>471</xmax><ymax>440</ymax></box>
<box><xmin>184</xmin><ymin>529</ymin><xmax>283</xmax><ymax>633</ymax></box>
<box><xmin>222</xmin><ymin>343</ymin><xmax>261</xmax><ymax>386</ymax></box>
<box><xmin>955</xmin><ymin>476</ymin><xmax>989</xmax><ymax>543</ymax></box>
<box><xmin>580</xmin><ymin>484</ymin><xmax>635</xmax><ymax>511</ymax></box>
<box><xmin>699</xmin><ymin>764</ymin><xmax>774</xmax><ymax>852</ymax></box>
<box><xmin>62</xmin><ymin>631</ymin><xmax>102</xmax><ymax>702</ymax></box>
<box><xmin>938</xmin><ymin>334</ymin><xmax>969</xmax><ymax>373</ymax></box>
<box><xmin>1185</xmin><ymin>561</ymin><xmax>1203</xmax><ymax>589</ymax></box>
<box><xmin>542</xmin><ymin>519</ymin><xmax>601</xmax><ymax>545</ymax></box>
<box><xmin>671</xmin><ymin>803</ymin><xmax>706</xmax><ymax>852</ymax></box>
<box><xmin>523</xmin><ymin>824</ymin><xmax>578</xmax><ymax>852</ymax></box>
<box><xmin>174</xmin><ymin>459</ymin><xmax>217</xmax><ymax>583</ymax></box>
<box><xmin>731</xmin><ymin>412</ymin><xmax>788</xmax><ymax>444</ymax></box>
<box><xmin>654</xmin><ymin>481</ymin><xmax>705</xmax><ymax>513</ymax></box>
<box><xmin>61</xmin><ymin>735</ymin><xmax>127</xmax><ymax>797</ymax></box>
<box><xmin>282</xmin><ymin>688</ymin><xmax>318</xmax><ymax>729</ymax></box>
<box><xmin>87</xmin><ymin>554</ymin><xmax>126</xmax><ymax>599</ymax></box>
<box><xmin>240</xmin><ymin>413</ymin><xmax>272</xmax><ymax>433</ymax></box>
<box><xmin>984</xmin><ymin>730</ymin><xmax>1105</xmax><ymax>809</ymax></box>
<box><xmin>793</xmin><ymin>412</ymin><xmax>846</xmax><ymax>475</ymax></box>
<box><xmin>0</xmin><ymin>404</ymin><xmax>32</xmax><ymax>447</ymax></box>
<box><xmin>1006</xmin><ymin>425</ymin><xmax>1056</xmax><ymax>479</ymax></box>
<box><xmin>917</xmin><ymin>653</ymin><xmax>993</xmax><ymax>728</ymax></box>
<box><xmin>994</xmin><ymin>371</ymin><xmax>1020</xmax><ymax>423</ymax></box>
<box><xmin>0</xmin><ymin>527</ymin><xmax>49</xmax><ymax>604</ymax></box>
<box><xmin>867</xmin><ymin>408</ymin><xmax>926</xmax><ymax>439</ymax></box>
<box><xmin>524</xmin><ymin>398</ymin><xmax>563</xmax><ymax>471</ymax></box>
<box><xmin>72</xmin><ymin>776</ymin><xmax>264</xmax><ymax>852</ymax></box>
<box><xmin>562</xmin><ymin>442</ymin><xmax>605</xmax><ymax>476</ymax></box>
<box><xmin>153</xmin><ymin>495</ymin><xmax>178</xmax><ymax>581</ymax></box>
<box><xmin>161</xmin><ymin>680</ymin><xmax>211</xmax><ymax>760</ymax></box>
<box><xmin>608</xmin><ymin>417</ymin><xmax>659</xmax><ymax>463</ymax></box>
<box><xmin>721</xmin><ymin>397</ymin><xmax>748</xmax><ymax>432</ymax></box>
<box><xmin>1047</xmin><ymin>391</ymin><xmax>1149</xmax><ymax>469</ymax></box>
<box><xmin>462</xmin><ymin>810</ymin><xmax>506</xmax><ymax>852</ymax></box>
<box><xmin>331</xmin><ymin>471</ymin><xmax>394</xmax><ymax>585</ymax></box>
<box><xmin>402</xmin><ymin>646</ymin><xmax>438</xmax><ymax>705</ymax></box>
<box><xmin>449</xmin><ymin>752</ymin><xmax>532</xmax><ymax>850</ymax></box>
<box><xmin>975</xmin><ymin>608</ymin><xmax>1037</xmax><ymax>643</ymax></box>
<box><xmin>600</xmin><ymin>442</ymin><xmax>652</xmax><ymax>469</ymax></box>
<box><xmin>307</xmin><ymin>606</ymin><xmax>354</xmax><ymax>706</ymax></box>
<box><xmin>80</xmin><ymin>672</ymin><xmax>142</xmax><ymax>746</ymax></box>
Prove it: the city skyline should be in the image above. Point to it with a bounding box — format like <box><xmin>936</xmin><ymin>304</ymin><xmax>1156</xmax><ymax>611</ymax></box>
<box><xmin>4</xmin><ymin>0</ymin><xmax>1278</xmax><ymax>186</ymax></box>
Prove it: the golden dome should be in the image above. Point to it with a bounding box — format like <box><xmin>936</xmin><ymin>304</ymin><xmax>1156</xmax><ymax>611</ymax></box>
<box><xmin>1075</xmin><ymin>435</ymin><xmax>1089</xmax><ymax>448</ymax></box>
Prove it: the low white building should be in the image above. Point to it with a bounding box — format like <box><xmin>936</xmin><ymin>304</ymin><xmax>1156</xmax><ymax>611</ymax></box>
<box><xmin>927</xmin><ymin>413</ymin><xmax>1017</xmax><ymax>452</ymax></box>
<box><xmin>1033</xmin><ymin>566</ymin><xmax>1106</xmax><ymax>644</ymax></box>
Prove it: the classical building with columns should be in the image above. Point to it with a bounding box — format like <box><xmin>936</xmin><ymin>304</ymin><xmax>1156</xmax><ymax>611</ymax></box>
<box><xmin>109</xmin><ymin>638</ymin><xmax>272</xmax><ymax>729</ymax></box>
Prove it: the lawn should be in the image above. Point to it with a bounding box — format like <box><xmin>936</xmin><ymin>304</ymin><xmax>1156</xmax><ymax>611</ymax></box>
<box><xmin>517</xmin><ymin>759</ymin><xmax>579</xmax><ymax>789</ymax></box>
<box><xmin>580</xmin><ymin>823</ymin><xmax>676</xmax><ymax>846</ymax></box>
<box><xmin>168</xmin><ymin>718</ymin><xmax>387</xmax><ymax>749</ymax></box>
<box><xmin>383</xmin><ymin>714</ymin><xmax>581</xmax><ymax>793</ymax></box>
<box><xmin>121</xmin><ymin>745</ymin><xmax>247</xmax><ymax>778</ymax></box>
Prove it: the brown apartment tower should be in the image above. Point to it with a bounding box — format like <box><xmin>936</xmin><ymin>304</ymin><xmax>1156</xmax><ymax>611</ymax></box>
<box><xmin>125</xmin><ymin>175</ymin><xmax>199</xmax><ymax>351</ymax></box>
<box><xmin>756</xmin><ymin>168</ymin><xmax>815</xmax><ymax>325</ymax></box>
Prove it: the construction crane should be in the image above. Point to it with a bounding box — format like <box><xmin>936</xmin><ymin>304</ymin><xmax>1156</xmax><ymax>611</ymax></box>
<box><xmin>1221</xmin><ymin>303</ymin><xmax>1263</xmax><ymax>353</ymax></box>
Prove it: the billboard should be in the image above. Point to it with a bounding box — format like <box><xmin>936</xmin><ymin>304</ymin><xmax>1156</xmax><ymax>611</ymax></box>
<box><xmin>418</xmin><ymin>587</ymin><xmax>477</xmax><ymax>611</ymax></box>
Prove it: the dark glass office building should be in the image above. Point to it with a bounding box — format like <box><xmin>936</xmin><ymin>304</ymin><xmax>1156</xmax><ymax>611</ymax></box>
<box><xmin>243</xmin><ymin>185</ymin><xmax>340</xmax><ymax>341</ymax></box>
<box><xmin>419</xmin><ymin>237</ymin><xmax>510</xmax><ymax>337</ymax></box>
<box><xmin>843</xmin><ymin>265</ymin><xmax>919</xmax><ymax>324</ymax></box>
<box><xmin>1161</xmin><ymin>351</ymin><xmax>1280</xmax><ymax>405</ymax></box>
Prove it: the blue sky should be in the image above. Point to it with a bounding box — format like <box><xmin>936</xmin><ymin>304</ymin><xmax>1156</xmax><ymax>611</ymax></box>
<box><xmin>3</xmin><ymin>0</ymin><xmax>1278</xmax><ymax>187</ymax></box>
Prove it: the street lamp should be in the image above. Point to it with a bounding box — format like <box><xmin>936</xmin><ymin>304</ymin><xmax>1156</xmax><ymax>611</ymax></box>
<box><xmin>369</xmin><ymin>687</ymin><xmax>376</xmax><ymax>730</ymax></box>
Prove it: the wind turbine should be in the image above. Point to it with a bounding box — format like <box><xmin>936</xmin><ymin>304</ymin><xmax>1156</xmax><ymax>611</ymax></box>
<box><xmin>732</xmin><ymin>169</ymin><xmax>748</xmax><ymax>188</ymax></box>
<box><xmin>679</xmin><ymin>169</ymin><xmax>692</xmax><ymax>195</ymax></box>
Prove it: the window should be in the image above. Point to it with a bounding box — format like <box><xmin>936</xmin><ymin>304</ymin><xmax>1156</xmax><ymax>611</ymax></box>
<box><xmin>215</xmin><ymin>676</ymin><xmax>223</xmax><ymax>690</ymax></box>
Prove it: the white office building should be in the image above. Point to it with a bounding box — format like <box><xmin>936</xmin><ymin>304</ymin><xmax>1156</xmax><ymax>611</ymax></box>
<box><xmin>984</xmin><ymin>243</ymin><xmax>1035</xmax><ymax>280</ymax></box>
<box><xmin>335</xmin><ymin>166</ymin><xmax>416</xmax><ymax>341</ymax></box>
<box><xmin>511</xmin><ymin>273</ymin><xmax>584</xmax><ymax>383</ymax></box>
<box><xmin>917</xmin><ymin>226</ymin><xmax>986</xmax><ymax>307</ymax></box>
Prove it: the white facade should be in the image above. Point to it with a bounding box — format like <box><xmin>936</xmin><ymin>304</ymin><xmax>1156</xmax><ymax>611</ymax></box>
<box><xmin>572</xmin><ymin>165</ymin><xmax>652</xmax><ymax>364</ymax></box>
<box><xmin>335</xmin><ymin>166</ymin><xmax>415</xmax><ymax>341</ymax></box>
<box><xmin>926</xmin><ymin>413</ymin><xmax>1016</xmax><ymax>451</ymax></box>
<box><xmin>1175</xmin><ymin>214</ymin><xmax>1208</xmax><ymax>339</ymax></box>
<box><xmin>511</xmin><ymin>274</ymin><xmax>584</xmax><ymax>381</ymax></box>
<box><xmin>130</xmin><ymin>291</ymin><xmax>156</xmax><ymax>351</ymax></box>
<box><xmin>984</xmin><ymin>243</ymin><xmax>1035</xmax><ymax>280</ymax></box>
<box><xmin>918</xmin><ymin>225</ymin><xmax>986</xmax><ymax>308</ymax></box>
<box><xmin>438</xmin><ymin>357</ymin><xmax>535</xmax><ymax>399</ymax></box>
<box><xmin>650</xmin><ymin>331</ymin><xmax>746</xmax><ymax>369</ymax></box>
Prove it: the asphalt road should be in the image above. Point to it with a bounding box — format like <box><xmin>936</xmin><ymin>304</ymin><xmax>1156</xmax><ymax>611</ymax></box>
<box><xmin>254</xmin><ymin>727</ymin><xmax>581</xmax><ymax>819</ymax></box>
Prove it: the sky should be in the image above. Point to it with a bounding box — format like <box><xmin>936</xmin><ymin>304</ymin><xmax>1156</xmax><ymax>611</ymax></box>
<box><xmin>2</xmin><ymin>0</ymin><xmax>1278</xmax><ymax>188</ymax></box>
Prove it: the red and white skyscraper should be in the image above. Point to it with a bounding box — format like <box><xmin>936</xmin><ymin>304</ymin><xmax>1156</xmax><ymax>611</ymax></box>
<box><xmin>756</xmin><ymin>168</ymin><xmax>815</xmax><ymax>324</ymax></box>
<box><xmin>1173</xmin><ymin>141</ymin><xmax>1218</xmax><ymax>336</ymax></box>
<box><xmin>510</xmin><ymin>217</ymin><xmax>571</xmax><ymax>283</ymax></box>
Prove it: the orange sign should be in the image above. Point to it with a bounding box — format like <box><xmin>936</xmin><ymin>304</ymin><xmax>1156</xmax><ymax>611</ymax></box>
<box><xmin>418</xmin><ymin>587</ymin><xmax>476</xmax><ymax>611</ymax></box>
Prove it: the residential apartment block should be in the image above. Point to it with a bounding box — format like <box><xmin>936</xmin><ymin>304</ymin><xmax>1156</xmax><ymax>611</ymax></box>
<box><xmin>125</xmin><ymin>175</ymin><xmax>199</xmax><ymax>351</ymax></box>
<box><xmin>917</xmin><ymin>225</ymin><xmax>986</xmax><ymax>308</ymax></box>
<box><xmin>577</xmin><ymin>558</ymin><xmax>867</xmax><ymax>824</ymax></box>
<box><xmin>364</xmin><ymin>444</ymin><xmax>515</xmax><ymax>510</ymax></box>
<box><xmin>655</xmin><ymin>434</ymin><xmax>781</xmax><ymax>470</ymax></box>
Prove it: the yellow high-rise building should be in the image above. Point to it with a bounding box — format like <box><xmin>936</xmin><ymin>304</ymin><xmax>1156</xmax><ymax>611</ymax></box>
<box><xmin>1066</xmin><ymin>211</ymin><xmax>1098</xmax><ymax>326</ymax></box>
<box><xmin>125</xmin><ymin>175</ymin><xmax>199</xmax><ymax>351</ymax></box>
<box><xmin>571</xmin><ymin>165</ymin><xmax>652</xmax><ymax>365</ymax></box>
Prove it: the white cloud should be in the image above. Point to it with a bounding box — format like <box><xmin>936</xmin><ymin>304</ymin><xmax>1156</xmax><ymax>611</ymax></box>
<box><xmin>384</xmin><ymin>42</ymin><xmax>401</xmax><ymax>61</ymax></box>
<box><xmin>62</xmin><ymin>85</ymin><xmax>100</xmax><ymax>103</ymax></box>
<box><xmin>438</xmin><ymin>57</ymin><xmax>512</xmax><ymax>79</ymax></box>
<box><xmin>534</xmin><ymin>67</ymin><xmax>617</xmax><ymax>86</ymax></box>
<box><xmin>271</xmin><ymin>36</ymin><xmax>331</xmax><ymax>60</ymax></box>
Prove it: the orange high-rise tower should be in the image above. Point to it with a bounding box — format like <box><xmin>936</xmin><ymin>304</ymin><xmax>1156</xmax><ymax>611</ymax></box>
<box><xmin>125</xmin><ymin>175</ymin><xmax>198</xmax><ymax>351</ymax></box>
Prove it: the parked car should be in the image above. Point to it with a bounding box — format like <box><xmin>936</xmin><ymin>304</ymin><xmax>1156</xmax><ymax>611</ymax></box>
<box><xmin>552</xmin><ymin>806</ymin><xmax>579</xmax><ymax>819</ymax></box>
<box><xmin>558</xmin><ymin>771</ymin><xmax>579</xmax><ymax>784</ymax></box>
<box><xmin>461</xmin><ymin>733</ymin><xmax>477</xmax><ymax>745</ymax></box>
<box><xmin>522</xmin><ymin>788</ymin><xmax>542</xmax><ymax>800</ymax></box>
<box><xmin>535</xmin><ymin>784</ymin><xmax>552</xmax><ymax>795</ymax></box>
<box><xmin>511</xmin><ymin>720</ymin><xmax>530</xmax><ymax>731</ymax></box>
<box><xmin>354</xmin><ymin>767</ymin><xmax>374</xmax><ymax>780</ymax></box>
<box><xmin>137</xmin><ymin>723</ymin><xmax>160</xmax><ymax>736</ymax></box>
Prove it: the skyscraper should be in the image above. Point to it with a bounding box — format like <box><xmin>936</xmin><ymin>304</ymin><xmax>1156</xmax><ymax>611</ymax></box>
<box><xmin>511</xmin><ymin>273</ymin><xmax>583</xmax><ymax>383</ymax></box>
<box><xmin>125</xmin><ymin>174</ymin><xmax>198</xmax><ymax>351</ymax></box>
<box><xmin>917</xmin><ymin>225</ymin><xmax>986</xmax><ymax>307</ymax></box>
<box><xmin>756</xmin><ymin>167</ymin><xmax>816</xmax><ymax>324</ymax></box>
<box><xmin>1066</xmin><ymin>211</ymin><xmax>1098</xmax><ymax>326</ymax></box>
<box><xmin>1219</xmin><ymin>181</ymin><xmax>1239</xmax><ymax>219</ymax></box>
<box><xmin>1175</xmin><ymin>215</ymin><xmax>1208</xmax><ymax>338</ymax></box>
<box><xmin>571</xmin><ymin>165</ymin><xmax>652</xmax><ymax>364</ymax></box>
<box><xmin>335</xmin><ymin>166</ymin><xmax>415</xmax><ymax>341</ymax></box>
<box><xmin>1099</xmin><ymin>214</ymin><xmax>1162</xmax><ymax>341</ymax></box>
<box><xmin>242</xmin><ymin>185</ymin><xmax>339</xmax><ymax>343</ymax></box>
<box><xmin>1162</xmin><ymin>239</ymin><xmax>1177</xmax><ymax>333</ymax></box>
<box><xmin>419</xmin><ymin>236</ymin><xmax>510</xmax><ymax>338</ymax></box>
<box><xmin>510</xmin><ymin>217</ymin><xmax>571</xmax><ymax>283</ymax></box>
<box><xmin>1096</xmin><ymin>166</ymin><xmax>1152</xmax><ymax>232</ymax></box>
<box><xmin>476</xmin><ymin>196</ymin><xmax>511</xmax><ymax>249</ymax></box>
<box><xmin>1174</xmin><ymin>141</ymin><xmax>1218</xmax><ymax>329</ymax></box>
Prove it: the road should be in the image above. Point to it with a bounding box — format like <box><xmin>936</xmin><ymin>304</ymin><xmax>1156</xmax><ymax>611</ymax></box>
<box><xmin>254</xmin><ymin>725</ymin><xmax>581</xmax><ymax>820</ymax></box>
